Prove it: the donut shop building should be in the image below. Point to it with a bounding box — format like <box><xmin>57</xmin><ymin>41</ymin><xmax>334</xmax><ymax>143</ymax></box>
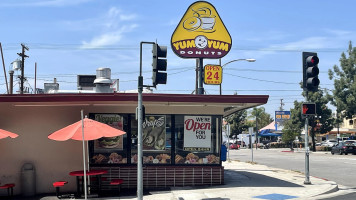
<box><xmin>0</xmin><ymin>92</ymin><xmax>268</xmax><ymax>195</ymax></box>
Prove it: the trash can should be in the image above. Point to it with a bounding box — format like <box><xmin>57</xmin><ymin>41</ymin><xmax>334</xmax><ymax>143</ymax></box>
<box><xmin>21</xmin><ymin>163</ymin><xmax>36</xmax><ymax>196</ymax></box>
<box><xmin>221</xmin><ymin>144</ymin><xmax>227</xmax><ymax>161</ymax></box>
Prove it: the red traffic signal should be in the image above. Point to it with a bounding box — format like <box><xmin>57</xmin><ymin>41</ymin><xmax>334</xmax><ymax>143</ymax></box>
<box><xmin>306</xmin><ymin>56</ymin><xmax>319</xmax><ymax>66</ymax></box>
<box><xmin>302</xmin><ymin>103</ymin><xmax>316</xmax><ymax>115</ymax></box>
<box><xmin>302</xmin><ymin>52</ymin><xmax>320</xmax><ymax>92</ymax></box>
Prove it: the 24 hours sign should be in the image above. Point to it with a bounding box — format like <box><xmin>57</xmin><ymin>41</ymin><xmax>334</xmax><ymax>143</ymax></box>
<box><xmin>204</xmin><ymin>64</ymin><xmax>222</xmax><ymax>85</ymax></box>
<box><xmin>183</xmin><ymin>116</ymin><xmax>211</xmax><ymax>151</ymax></box>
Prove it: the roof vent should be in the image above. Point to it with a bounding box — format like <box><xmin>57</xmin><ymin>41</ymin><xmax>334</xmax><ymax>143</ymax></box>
<box><xmin>94</xmin><ymin>68</ymin><xmax>112</xmax><ymax>84</ymax></box>
<box><xmin>94</xmin><ymin>68</ymin><xmax>113</xmax><ymax>93</ymax></box>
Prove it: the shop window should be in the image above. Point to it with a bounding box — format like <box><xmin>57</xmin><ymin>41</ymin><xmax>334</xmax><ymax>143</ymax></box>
<box><xmin>131</xmin><ymin>115</ymin><xmax>172</xmax><ymax>164</ymax></box>
<box><xmin>90</xmin><ymin>114</ymin><xmax>128</xmax><ymax>164</ymax></box>
<box><xmin>175</xmin><ymin>115</ymin><xmax>220</xmax><ymax>165</ymax></box>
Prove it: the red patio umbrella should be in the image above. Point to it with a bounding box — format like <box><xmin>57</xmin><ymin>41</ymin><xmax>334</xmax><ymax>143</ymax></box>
<box><xmin>0</xmin><ymin>129</ymin><xmax>19</xmax><ymax>139</ymax></box>
<box><xmin>48</xmin><ymin>111</ymin><xmax>126</xmax><ymax>199</ymax></box>
<box><xmin>48</xmin><ymin>118</ymin><xmax>125</xmax><ymax>141</ymax></box>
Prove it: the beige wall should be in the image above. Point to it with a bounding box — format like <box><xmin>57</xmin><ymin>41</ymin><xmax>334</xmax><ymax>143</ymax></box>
<box><xmin>0</xmin><ymin>102</ymin><xmax>224</xmax><ymax>195</ymax></box>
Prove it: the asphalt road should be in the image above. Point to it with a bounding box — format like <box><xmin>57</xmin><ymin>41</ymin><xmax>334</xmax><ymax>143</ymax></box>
<box><xmin>228</xmin><ymin>148</ymin><xmax>356</xmax><ymax>187</ymax></box>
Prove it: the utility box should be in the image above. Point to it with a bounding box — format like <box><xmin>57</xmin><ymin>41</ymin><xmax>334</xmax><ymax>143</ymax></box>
<box><xmin>221</xmin><ymin>144</ymin><xmax>227</xmax><ymax>161</ymax></box>
<box><xmin>21</xmin><ymin>163</ymin><xmax>36</xmax><ymax>196</ymax></box>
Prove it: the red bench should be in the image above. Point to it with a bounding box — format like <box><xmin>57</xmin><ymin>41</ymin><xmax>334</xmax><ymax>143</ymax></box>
<box><xmin>110</xmin><ymin>179</ymin><xmax>124</xmax><ymax>195</ymax></box>
<box><xmin>53</xmin><ymin>181</ymin><xmax>68</xmax><ymax>198</ymax></box>
<box><xmin>0</xmin><ymin>183</ymin><xmax>15</xmax><ymax>197</ymax></box>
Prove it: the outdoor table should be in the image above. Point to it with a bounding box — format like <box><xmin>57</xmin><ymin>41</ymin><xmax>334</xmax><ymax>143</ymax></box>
<box><xmin>69</xmin><ymin>169</ymin><xmax>108</xmax><ymax>197</ymax></box>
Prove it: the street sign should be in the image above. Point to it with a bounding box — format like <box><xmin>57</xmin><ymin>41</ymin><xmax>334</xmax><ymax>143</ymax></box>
<box><xmin>302</xmin><ymin>103</ymin><xmax>316</xmax><ymax>116</ymax></box>
<box><xmin>204</xmin><ymin>64</ymin><xmax>222</xmax><ymax>84</ymax></box>
<box><xmin>171</xmin><ymin>1</ymin><xmax>232</xmax><ymax>59</ymax></box>
<box><xmin>275</xmin><ymin>111</ymin><xmax>291</xmax><ymax>123</ymax></box>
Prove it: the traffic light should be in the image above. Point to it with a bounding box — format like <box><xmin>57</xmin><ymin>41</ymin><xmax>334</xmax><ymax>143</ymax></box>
<box><xmin>302</xmin><ymin>52</ymin><xmax>319</xmax><ymax>92</ymax></box>
<box><xmin>302</xmin><ymin>103</ymin><xmax>316</xmax><ymax>116</ymax></box>
<box><xmin>152</xmin><ymin>44</ymin><xmax>167</xmax><ymax>86</ymax></box>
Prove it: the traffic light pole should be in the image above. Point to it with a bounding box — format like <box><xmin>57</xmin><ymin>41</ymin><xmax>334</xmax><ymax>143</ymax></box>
<box><xmin>137</xmin><ymin>75</ymin><xmax>143</xmax><ymax>200</ymax></box>
<box><xmin>138</xmin><ymin>41</ymin><xmax>155</xmax><ymax>200</ymax></box>
<box><xmin>304</xmin><ymin>93</ymin><xmax>311</xmax><ymax>185</ymax></box>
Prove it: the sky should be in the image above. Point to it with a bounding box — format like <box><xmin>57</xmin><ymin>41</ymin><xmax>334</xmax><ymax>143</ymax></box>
<box><xmin>1</xmin><ymin>0</ymin><xmax>356</xmax><ymax>118</ymax></box>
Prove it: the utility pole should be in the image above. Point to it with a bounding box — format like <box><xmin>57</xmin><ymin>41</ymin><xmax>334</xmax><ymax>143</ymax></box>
<box><xmin>17</xmin><ymin>43</ymin><xmax>29</xmax><ymax>94</ymax></box>
<box><xmin>9</xmin><ymin>70</ymin><xmax>14</xmax><ymax>94</ymax></box>
<box><xmin>255</xmin><ymin>113</ymin><xmax>258</xmax><ymax>150</ymax></box>
<box><xmin>279</xmin><ymin>99</ymin><xmax>285</xmax><ymax>111</ymax></box>
<box><xmin>0</xmin><ymin>43</ymin><xmax>9</xmax><ymax>94</ymax></box>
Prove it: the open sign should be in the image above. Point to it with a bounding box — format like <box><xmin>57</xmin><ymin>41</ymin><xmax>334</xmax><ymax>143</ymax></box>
<box><xmin>204</xmin><ymin>64</ymin><xmax>222</xmax><ymax>85</ymax></box>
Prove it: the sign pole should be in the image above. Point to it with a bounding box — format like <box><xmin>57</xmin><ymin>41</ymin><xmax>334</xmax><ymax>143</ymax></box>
<box><xmin>249</xmin><ymin>127</ymin><xmax>254</xmax><ymax>162</ymax></box>
<box><xmin>227</xmin><ymin>123</ymin><xmax>230</xmax><ymax>160</ymax></box>
<box><xmin>198</xmin><ymin>58</ymin><xmax>204</xmax><ymax>94</ymax></box>
<box><xmin>219</xmin><ymin>58</ymin><xmax>222</xmax><ymax>95</ymax></box>
<box><xmin>304</xmin><ymin>116</ymin><xmax>311</xmax><ymax>184</ymax></box>
<box><xmin>304</xmin><ymin>91</ymin><xmax>311</xmax><ymax>185</ymax></box>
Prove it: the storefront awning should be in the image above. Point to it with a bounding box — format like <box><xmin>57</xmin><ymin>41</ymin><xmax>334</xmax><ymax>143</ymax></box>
<box><xmin>0</xmin><ymin>93</ymin><xmax>268</xmax><ymax>117</ymax></box>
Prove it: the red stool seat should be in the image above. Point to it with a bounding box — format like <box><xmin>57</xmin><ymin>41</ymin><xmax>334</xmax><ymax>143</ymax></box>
<box><xmin>53</xmin><ymin>181</ymin><xmax>68</xmax><ymax>187</ymax></box>
<box><xmin>53</xmin><ymin>181</ymin><xmax>68</xmax><ymax>198</ymax></box>
<box><xmin>110</xmin><ymin>179</ymin><xmax>123</xmax><ymax>185</ymax></box>
<box><xmin>110</xmin><ymin>179</ymin><xmax>123</xmax><ymax>196</ymax></box>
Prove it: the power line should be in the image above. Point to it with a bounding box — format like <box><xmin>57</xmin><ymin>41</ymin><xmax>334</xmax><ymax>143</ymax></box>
<box><xmin>224</xmin><ymin>73</ymin><xmax>297</xmax><ymax>84</ymax></box>
<box><xmin>1</xmin><ymin>43</ymin><xmax>349</xmax><ymax>52</ymax></box>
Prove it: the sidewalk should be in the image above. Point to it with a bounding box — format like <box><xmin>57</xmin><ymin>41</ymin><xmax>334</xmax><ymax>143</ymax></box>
<box><xmin>121</xmin><ymin>160</ymin><xmax>338</xmax><ymax>200</ymax></box>
<box><xmin>19</xmin><ymin>159</ymin><xmax>339</xmax><ymax>200</ymax></box>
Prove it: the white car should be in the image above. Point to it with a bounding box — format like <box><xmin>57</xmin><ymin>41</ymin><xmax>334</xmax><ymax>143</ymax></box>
<box><xmin>321</xmin><ymin>140</ymin><xmax>337</xmax><ymax>147</ymax></box>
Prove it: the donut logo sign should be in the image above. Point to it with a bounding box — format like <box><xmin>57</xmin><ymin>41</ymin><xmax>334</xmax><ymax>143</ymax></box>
<box><xmin>171</xmin><ymin>1</ymin><xmax>232</xmax><ymax>59</ymax></box>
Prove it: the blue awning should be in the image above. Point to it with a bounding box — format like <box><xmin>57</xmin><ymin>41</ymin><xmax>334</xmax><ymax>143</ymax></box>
<box><xmin>259</xmin><ymin>129</ymin><xmax>282</xmax><ymax>137</ymax></box>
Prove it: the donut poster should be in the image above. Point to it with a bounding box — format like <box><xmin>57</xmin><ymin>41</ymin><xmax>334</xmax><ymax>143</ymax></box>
<box><xmin>142</xmin><ymin>115</ymin><xmax>166</xmax><ymax>150</ymax></box>
<box><xmin>171</xmin><ymin>1</ymin><xmax>232</xmax><ymax>59</ymax></box>
<box><xmin>183</xmin><ymin>116</ymin><xmax>211</xmax><ymax>151</ymax></box>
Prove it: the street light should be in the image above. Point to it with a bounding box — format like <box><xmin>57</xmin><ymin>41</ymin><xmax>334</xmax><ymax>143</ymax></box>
<box><xmin>219</xmin><ymin>58</ymin><xmax>256</xmax><ymax>95</ymax></box>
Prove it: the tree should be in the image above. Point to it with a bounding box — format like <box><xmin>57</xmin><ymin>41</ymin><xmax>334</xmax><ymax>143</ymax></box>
<box><xmin>249</xmin><ymin>107</ymin><xmax>273</xmax><ymax>148</ymax></box>
<box><xmin>328</xmin><ymin>41</ymin><xmax>356</xmax><ymax>120</ymax></box>
<box><xmin>282</xmin><ymin>101</ymin><xmax>303</xmax><ymax>150</ymax></box>
<box><xmin>224</xmin><ymin>110</ymin><xmax>249</xmax><ymax>139</ymax></box>
<box><xmin>303</xmin><ymin>89</ymin><xmax>334</xmax><ymax>151</ymax></box>
<box><xmin>250</xmin><ymin>107</ymin><xmax>273</xmax><ymax>133</ymax></box>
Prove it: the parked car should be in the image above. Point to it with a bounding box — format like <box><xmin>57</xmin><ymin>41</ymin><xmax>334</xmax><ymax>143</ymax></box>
<box><xmin>344</xmin><ymin>140</ymin><xmax>356</xmax><ymax>145</ymax></box>
<box><xmin>331</xmin><ymin>142</ymin><xmax>356</xmax><ymax>155</ymax></box>
<box><xmin>236</xmin><ymin>141</ymin><xmax>246</xmax><ymax>147</ymax></box>
<box><xmin>229</xmin><ymin>143</ymin><xmax>240</xmax><ymax>149</ymax></box>
<box><xmin>321</xmin><ymin>140</ymin><xmax>338</xmax><ymax>147</ymax></box>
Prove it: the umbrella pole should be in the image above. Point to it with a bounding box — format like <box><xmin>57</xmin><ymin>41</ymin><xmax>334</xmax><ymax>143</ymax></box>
<box><xmin>86</xmin><ymin>140</ymin><xmax>91</xmax><ymax>195</ymax></box>
<box><xmin>81</xmin><ymin>110</ymin><xmax>88</xmax><ymax>200</ymax></box>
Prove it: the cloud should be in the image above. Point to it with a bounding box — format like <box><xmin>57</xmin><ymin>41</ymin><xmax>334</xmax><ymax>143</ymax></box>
<box><xmin>81</xmin><ymin>24</ymin><xmax>138</xmax><ymax>49</ymax></box>
<box><xmin>323</xmin><ymin>29</ymin><xmax>352</xmax><ymax>36</ymax></box>
<box><xmin>104</xmin><ymin>7</ymin><xmax>137</xmax><ymax>28</ymax></box>
<box><xmin>264</xmin><ymin>29</ymin><xmax>356</xmax><ymax>51</ymax></box>
<box><xmin>0</xmin><ymin>0</ymin><xmax>92</xmax><ymax>7</ymax></box>
<box><xmin>268</xmin><ymin>37</ymin><xmax>329</xmax><ymax>51</ymax></box>
<box><xmin>61</xmin><ymin>6</ymin><xmax>139</xmax><ymax>49</ymax></box>
<box><xmin>242</xmin><ymin>31</ymin><xmax>292</xmax><ymax>43</ymax></box>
